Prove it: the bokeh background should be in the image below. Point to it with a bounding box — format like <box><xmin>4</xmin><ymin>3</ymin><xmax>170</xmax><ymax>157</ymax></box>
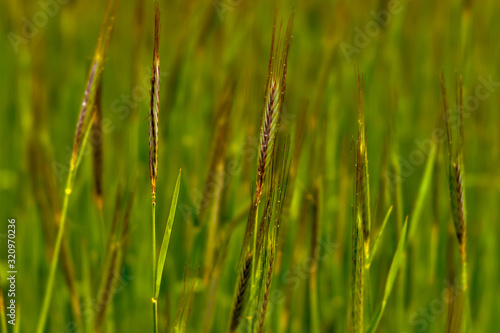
<box><xmin>0</xmin><ymin>0</ymin><xmax>499</xmax><ymax>332</ymax></box>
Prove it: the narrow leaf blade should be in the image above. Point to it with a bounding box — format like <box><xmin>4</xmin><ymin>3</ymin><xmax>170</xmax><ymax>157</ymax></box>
<box><xmin>367</xmin><ymin>216</ymin><xmax>408</xmax><ymax>333</ymax></box>
<box><xmin>409</xmin><ymin>142</ymin><xmax>437</xmax><ymax>240</ymax></box>
<box><xmin>367</xmin><ymin>205</ymin><xmax>393</xmax><ymax>268</ymax></box>
<box><xmin>155</xmin><ymin>170</ymin><xmax>182</xmax><ymax>298</ymax></box>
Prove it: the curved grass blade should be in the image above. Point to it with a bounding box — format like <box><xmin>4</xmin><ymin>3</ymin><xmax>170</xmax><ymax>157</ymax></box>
<box><xmin>155</xmin><ymin>169</ymin><xmax>182</xmax><ymax>299</ymax></box>
<box><xmin>408</xmin><ymin>142</ymin><xmax>437</xmax><ymax>240</ymax></box>
<box><xmin>367</xmin><ymin>216</ymin><xmax>408</xmax><ymax>333</ymax></box>
<box><xmin>367</xmin><ymin>140</ymin><xmax>436</xmax><ymax>332</ymax></box>
<box><xmin>366</xmin><ymin>205</ymin><xmax>393</xmax><ymax>268</ymax></box>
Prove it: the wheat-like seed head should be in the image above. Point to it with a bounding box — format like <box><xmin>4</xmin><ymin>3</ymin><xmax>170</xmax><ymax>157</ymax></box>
<box><xmin>440</xmin><ymin>72</ymin><xmax>467</xmax><ymax>263</ymax></box>
<box><xmin>149</xmin><ymin>3</ymin><xmax>160</xmax><ymax>199</ymax></box>
<box><xmin>255</xmin><ymin>13</ymin><xmax>294</xmax><ymax>203</ymax></box>
<box><xmin>230</xmin><ymin>253</ymin><xmax>253</xmax><ymax>332</ymax></box>
<box><xmin>71</xmin><ymin>2</ymin><xmax>115</xmax><ymax>168</ymax></box>
<box><xmin>72</xmin><ymin>60</ymin><xmax>98</xmax><ymax>168</ymax></box>
<box><xmin>256</xmin><ymin>79</ymin><xmax>280</xmax><ymax>200</ymax></box>
<box><xmin>76</xmin><ymin>60</ymin><xmax>96</xmax><ymax>132</ymax></box>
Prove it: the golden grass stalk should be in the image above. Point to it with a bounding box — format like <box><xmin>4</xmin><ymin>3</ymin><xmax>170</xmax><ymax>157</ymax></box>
<box><xmin>35</xmin><ymin>2</ymin><xmax>115</xmax><ymax>331</ymax></box>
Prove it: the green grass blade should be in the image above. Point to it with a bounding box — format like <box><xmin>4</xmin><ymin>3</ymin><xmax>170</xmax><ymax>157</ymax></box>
<box><xmin>409</xmin><ymin>142</ymin><xmax>437</xmax><ymax>240</ymax></box>
<box><xmin>155</xmin><ymin>169</ymin><xmax>182</xmax><ymax>299</ymax></box>
<box><xmin>368</xmin><ymin>143</ymin><xmax>437</xmax><ymax>332</ymax></box>
<box><xmin>367</xmin><ymin>205</ymin><xmax>393</xmax><ymax>268</ymax></box>
<box><xmin>367</xmin><ymin>216</ymin><xmax>408</xmax><ymax>333</ymax></box>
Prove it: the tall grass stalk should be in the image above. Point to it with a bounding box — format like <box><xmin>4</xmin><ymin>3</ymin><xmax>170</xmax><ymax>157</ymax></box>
<box><xmin>229</xmin><ymin>13</ymin><xmax>293</xmax><ymax>332</ymax></box>
<box><xmin>355</xmin><ymin>68</ymin><xmax>371</xmax><ymax>261</ymax></box>
<box><xmin>352</xmin><ymin>69</ymin><xmax>368</xmax><ymax>333</ymax></box>
<box><xmin>152</xmin><ymin>198</ymin><xmax>158</xmax><ymax>332</ymax></box>
<box><xmin>149</xmin><ymin>3</ymin><xmax>161</xmax><ymax>332</ymax></box>
<box><xmin>251</xmin><ymin>10</ymin><xmax>294</xmax><ymax>320</ymax></box>
<box><xmin>35</xmin><ymin>3</ymin><xmax>115</xmax><ymax>331</ymax></box>
<box><xmin>440</xmin><ymin>72</ymin><xmax>469</xmax><ymax>331</ymax></box>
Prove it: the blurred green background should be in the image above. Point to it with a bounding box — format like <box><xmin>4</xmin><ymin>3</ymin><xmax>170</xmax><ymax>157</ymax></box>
<box><xmin>0</xmin><ymin>0</ymin><xmax>499</xmax><ymax>332</ymax></box>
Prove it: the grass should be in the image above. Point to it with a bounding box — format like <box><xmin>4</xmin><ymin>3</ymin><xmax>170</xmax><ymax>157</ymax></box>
<box><xmin>149</xmin><ymin>3</ymin><xmax>161</xmax><ymax>332</ymax></box>
<box><xmin>1</xmin><ymin>0</ymin><xmax>499</xmax><ymax>332</ymax></box>
<box><xmin>440</xmin><ymin>72</ymin><xmax>469</xmax><ymax>332</ymax></box>
<box><xmin>34</xmin><ymin>2</ymin><xmax>116</xmax><ymax>331</ymax></box>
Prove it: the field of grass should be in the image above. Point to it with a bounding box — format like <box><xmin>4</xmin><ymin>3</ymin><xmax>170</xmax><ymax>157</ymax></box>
<box><xmin>1</xmin><ymin>0</ymin><xmax>499</xmax><ymax>332</ymax></box>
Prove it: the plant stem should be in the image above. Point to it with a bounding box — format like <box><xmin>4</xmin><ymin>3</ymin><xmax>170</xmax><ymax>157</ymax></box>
<box><xmin>36</xmin><ymin>114</ymin><xmax>95</xmax><ymax>332</ymax></box>
<box><xmin>152</xmin><ymin>196</ymin><xmax>158</xmax><ymax>333</ymax></box>
<box><xmin>153</xmin><ymin>300</ymin><xmax>158</xmax><ymax>333</ymax></box>
<box><xmin>462</xmin><ymin>251</ymin><xmax>470</xmax><ymax>332</ymax></box>
<box><xmin>36</xmin><ymin>167</ymin><xmax>74</xmax><ymax>333</ymax></box>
